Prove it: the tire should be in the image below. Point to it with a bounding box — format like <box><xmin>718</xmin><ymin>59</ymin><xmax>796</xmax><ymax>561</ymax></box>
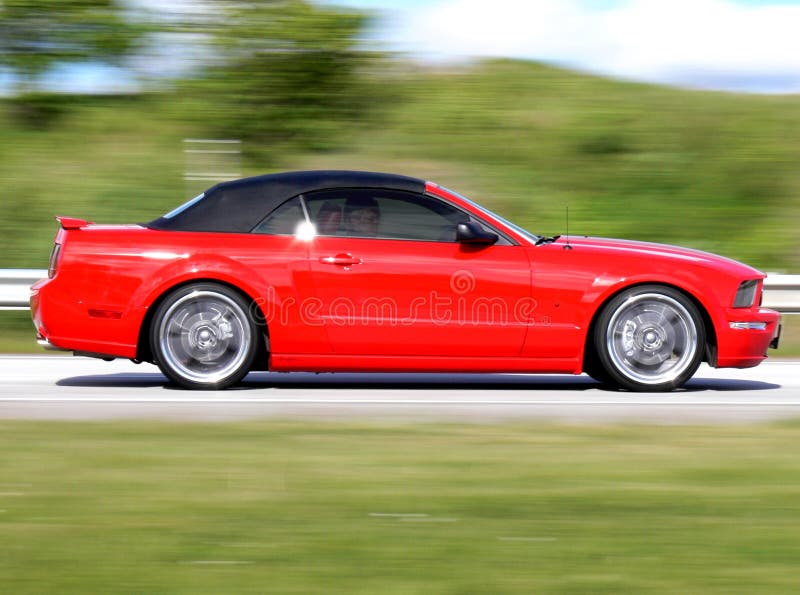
<box><xmin>150</xmin><ymin>283</ymin><xmax>259</xmax><ymax>390</ymax></box>
<box><xmin>582</xmin><ymin>349</ymin><xmax>615</xmax><ymax>386</ymax></box>
<box><xmin>593</xmin><ymin>285</ymin><xmax>705</xmax><ymax>392</ymax></box>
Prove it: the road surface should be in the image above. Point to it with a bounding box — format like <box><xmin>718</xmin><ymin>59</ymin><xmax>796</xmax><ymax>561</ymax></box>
<box><xmin>1</xmin><ymin>356</ymin><xmax>798</xmax><ymax>423</ymax></box>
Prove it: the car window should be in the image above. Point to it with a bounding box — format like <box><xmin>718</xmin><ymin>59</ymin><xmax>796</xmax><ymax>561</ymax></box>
<box><xmin>162</xmin><ymin>193</ymin><xmax>204</xmax><ymax>219</ymax></box>
<box><xmin>304</xmin><ymin>189</ymin><xmax>469</xmax><ymax>242</ymax></box>
<box><xmin>252</xmin><ymin>196</ymin><xmax>305</xmax><ymax>235</ymax></box>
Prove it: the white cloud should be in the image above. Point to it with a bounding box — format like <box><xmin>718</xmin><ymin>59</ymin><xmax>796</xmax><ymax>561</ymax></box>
<box><xmin>383</xmin><ymin>0</ymin><xmax>800</xmax><ymax>92</ymax></box>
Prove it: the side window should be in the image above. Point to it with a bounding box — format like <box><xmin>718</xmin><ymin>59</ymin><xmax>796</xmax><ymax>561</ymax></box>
<box><xmin>252</xmin><ymin>196</ymin><xmax>305</xmax><ymax>235</ymax></box>
<box><xmin>304</xmin><ymin>189</ymin><xmax>469</xmax><ymax>242</ymax></box>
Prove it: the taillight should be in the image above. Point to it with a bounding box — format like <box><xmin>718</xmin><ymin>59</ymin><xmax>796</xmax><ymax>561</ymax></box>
<box><xmin>48</xmin><ymin>243</ymin><xmax>62</xmax><ymax>278</ymax></box>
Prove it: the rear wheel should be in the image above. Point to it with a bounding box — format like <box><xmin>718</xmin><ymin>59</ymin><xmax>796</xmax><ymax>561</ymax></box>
<box><xmin>151</xmin><ymin>283</ymin><xmax>258</xmax><ymax>389</ymax></box>
<box><xmin>594</xmin><ymin>285</ymin><xmax>705</xmax><ymax>392</ymax></box>
<box><xmin>582</xmin><ymin>349</ymin><xmax>614</xmax><ymax>386</ymax></box>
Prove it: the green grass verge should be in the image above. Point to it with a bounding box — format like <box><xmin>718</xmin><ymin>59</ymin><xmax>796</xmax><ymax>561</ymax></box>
<box><xmin>0</xmin><ymin>311</ymin><xmax>40</xmax><ymax>354</ymax></box>
<box><xmin>776</xmin><ymin>314</ymin><xmax>800</xmax><ymax>357</ymax></box>
<box><xmin>3</xmin><ymin>420</ymin><xmax>800</xmax><ymax>592</ymax></box>
<box><xmin>2</xmin><ymin>59</ymin><xmax>800</xmax><ymax>271</ymax></box>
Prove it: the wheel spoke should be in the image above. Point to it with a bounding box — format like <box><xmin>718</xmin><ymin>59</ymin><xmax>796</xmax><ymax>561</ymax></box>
<box><xmin>157</xmin><ymin>289</ymin><xmax>252</xmax><ymax>386</ymax></box>
<box><xmin>605</xmin><ymin>292</ymin><xmax>699</xmax><ymax>386</ymax></box>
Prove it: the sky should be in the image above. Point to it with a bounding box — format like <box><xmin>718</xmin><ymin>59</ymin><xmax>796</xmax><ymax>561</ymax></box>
<box><xmin>4</xmin><ymin>0</ymin><xmax>800</xmax><ymax>95</ymax></box>
<box><xmin>321</xmin><ymin>0</ymin><xmax>800</xmax><ymax>93</ymax></box>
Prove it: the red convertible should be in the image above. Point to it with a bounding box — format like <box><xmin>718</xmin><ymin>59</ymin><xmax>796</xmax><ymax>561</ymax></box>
<box><xmin>31</xmin><ymin>170</ymin><xmax>780</xmax><ymax>391</ymax></box>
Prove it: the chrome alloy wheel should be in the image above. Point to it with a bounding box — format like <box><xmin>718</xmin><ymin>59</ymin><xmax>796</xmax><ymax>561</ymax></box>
<box><xmin>157</xmin><ymin>289</ymin><xmax>253</xmax><ymax>386</ymax></box>
<box><xmin>605</xmin><ymin>292</ymin><xmax>698</xmax><ymax>386</ymax></box>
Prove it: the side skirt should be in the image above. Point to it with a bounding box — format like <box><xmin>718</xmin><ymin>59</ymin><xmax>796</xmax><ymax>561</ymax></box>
<box><xmin>270</xmin><ymin>354</ymin><xmax>581</xmax><ymax>374</ymax></box>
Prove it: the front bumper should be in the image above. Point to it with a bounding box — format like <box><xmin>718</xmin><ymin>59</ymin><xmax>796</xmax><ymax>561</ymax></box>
<box><xmin>715</xmin><ymin>307</ymin><xmax>781</xmax><ymax>368</ymax></box>
<box><xmin>770</xmin><ymin>324</ymin><xmax>781</xmax><ymax>350</ymax></box>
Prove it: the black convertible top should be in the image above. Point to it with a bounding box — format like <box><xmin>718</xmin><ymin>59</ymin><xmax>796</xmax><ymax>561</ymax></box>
<box><xmin>148</xmin><ymin>170</ymin><xmax>426</xmax><ymax>233</ymax></box>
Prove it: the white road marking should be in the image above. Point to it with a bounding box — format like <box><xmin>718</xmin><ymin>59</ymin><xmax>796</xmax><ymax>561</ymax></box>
<box><xmin>1</xmin><ymin>356</ymin><xmax>798</xmax><ymax>422</ymax></box>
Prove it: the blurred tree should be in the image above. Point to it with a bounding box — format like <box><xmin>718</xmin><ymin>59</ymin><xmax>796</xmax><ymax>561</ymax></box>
<box><xmin>0</xmin><ymin>0</ymin><xmax>142</xmax><ymax>122</ymax></box>
<box><xmin>193</xmin><ymin>0</ymin><xmax>379</xmax><ymax>157</ymax></box>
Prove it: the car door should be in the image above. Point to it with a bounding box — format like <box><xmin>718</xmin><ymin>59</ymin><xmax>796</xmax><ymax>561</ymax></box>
<box><xmin>300</xmin><ymin>188</ymin><xmax>533</xmax><ymax>357</ymax></box>
<box><xmin>247</xmin><ymin>196</ymin><xmax>325</xmax><ymax>354</ymax></box>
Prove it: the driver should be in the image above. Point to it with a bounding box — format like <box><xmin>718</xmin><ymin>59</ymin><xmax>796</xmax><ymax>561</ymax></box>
<box><xmin>343</xmin><ymin>196</ymin><xmax>380</xmax><ymax>237</ymax></box>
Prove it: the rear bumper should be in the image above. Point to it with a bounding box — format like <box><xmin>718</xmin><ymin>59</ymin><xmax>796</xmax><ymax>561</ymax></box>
<box><xmin>36</xmin><ymin>337</ymin><xmax>68</xmax><ymax>351</ymax></box>
<box><xmin>30</xmin><ymin>277</ymin><xmax>139</xmax><ymax>358</ymax></box>
<box><xmin>29</xmin><ymin>279</ymin><xmax>58</xmax><ymax>348</ymax></box>
<box><xmin>715</xmin><ymin>307</ymin><xmax>781</xmax><ymax>368</ymax></box>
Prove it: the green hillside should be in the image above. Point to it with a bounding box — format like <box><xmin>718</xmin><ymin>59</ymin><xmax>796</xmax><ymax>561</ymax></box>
<box><xmin>2</xmin><ymin>59</ymin><xmax>800</xmax><ymax>271</ymax></box>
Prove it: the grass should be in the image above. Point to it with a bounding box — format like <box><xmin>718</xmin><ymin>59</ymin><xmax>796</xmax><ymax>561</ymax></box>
<box><xmin>3</xmin><ymin>62</ymin><xmax>799</xmax><ymax>593</ymax></box>
<box><xmin>299</xmin><ymin>60</ymin><xmax>800</xmax><ymax>271</ymax></box>
<box><xmin>4</xmin><ymin>420</ymin><xmax>800</xmax><ymax>592</ymax></box>
<box><xmin>776</xmin><ymin>314</ymin><xmax>800</xmax><ymax>357</ymax></box>
<box><xmin>2</xmin><ymin>59</ymin><xmax>800</xmax><ymax>271</ymax></box>
<box><xmin>0</xmin><ymin>311</ymin><xmax>41</xmax><ymax>354</ymax></box>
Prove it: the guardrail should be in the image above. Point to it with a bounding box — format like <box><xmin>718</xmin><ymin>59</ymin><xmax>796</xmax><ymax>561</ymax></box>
<box><xmin>1</xmin><ymin>269</ymin><xmax>799</xmax><ymax>312</ymax></box>
<box><xmin>0</xmin><ymin>270</ymin><xmax>46</xmax><ymax>311</ymax></box>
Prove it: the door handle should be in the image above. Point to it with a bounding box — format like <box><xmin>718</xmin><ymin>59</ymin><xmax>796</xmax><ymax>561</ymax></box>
<box><xmin>319</xmin><ymin>253</ymin><xmax>362</xmax><ymax>266</ymax></box>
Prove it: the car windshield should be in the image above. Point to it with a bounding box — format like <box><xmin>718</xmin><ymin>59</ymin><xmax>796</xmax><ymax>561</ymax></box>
<box><xmin>439</xmin><ymin>186</ymin><xmax>540</xmax><ymax>244</ymax></box>
<box><xmin>162</xmin><ymin>193</ymin><xmax>204</xmax><ymax>219</ymax></box>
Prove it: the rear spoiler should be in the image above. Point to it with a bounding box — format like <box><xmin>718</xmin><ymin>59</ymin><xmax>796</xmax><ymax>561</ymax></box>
<box><xmin>56</xmin><ymin>216</ymin><xmax>92</xmax><ymax>230</ymax></box>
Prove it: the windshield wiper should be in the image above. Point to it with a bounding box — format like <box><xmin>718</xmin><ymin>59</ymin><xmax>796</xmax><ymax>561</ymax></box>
<box><xmin>535</xmin><ymin>235</ymin><xmax>561</xmax><ymax>246</ymax></box>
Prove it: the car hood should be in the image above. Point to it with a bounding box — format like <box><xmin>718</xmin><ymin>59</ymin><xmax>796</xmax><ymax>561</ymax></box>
<box><xmin>553</xmin><ymin>236</ymin><xmax>765</xmax><ymax>278</ymax></box>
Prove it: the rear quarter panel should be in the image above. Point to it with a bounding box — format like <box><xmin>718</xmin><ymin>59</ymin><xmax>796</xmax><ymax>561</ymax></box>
<box><xmin>38</xmin><ymin>226</ymin><xmax>320</xmax><ymax>359</ymax></box>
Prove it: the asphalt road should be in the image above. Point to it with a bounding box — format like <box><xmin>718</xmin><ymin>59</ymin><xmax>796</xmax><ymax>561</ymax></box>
<box><xmin>1</xmin><ymin>356</ymin><xmax>799</xmax><ymax>423</ymax></box>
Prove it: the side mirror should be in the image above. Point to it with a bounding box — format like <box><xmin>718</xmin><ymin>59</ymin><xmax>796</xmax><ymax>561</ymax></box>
<box><xmin>456</xmin><ymin>221</ymin><xmax>498</xmax><ymax>245</ymax></box>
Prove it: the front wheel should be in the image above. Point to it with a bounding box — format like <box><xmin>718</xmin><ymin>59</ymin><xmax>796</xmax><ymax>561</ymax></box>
<box><xmin>593</xmin><ymin>285</ymin><xmax>705</xmax><ymax>392</ymax></box>
<box><xmin>151</xmin><ymin>283</ymin><xmax>258</xmax><ymax>390</ymax></box>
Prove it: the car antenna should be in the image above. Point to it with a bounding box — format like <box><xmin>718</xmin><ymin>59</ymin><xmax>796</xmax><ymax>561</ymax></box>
<box><xmin>563</xmin><ymin>205</ymin><xmax>573</xmax><ymax>250</ymax></box>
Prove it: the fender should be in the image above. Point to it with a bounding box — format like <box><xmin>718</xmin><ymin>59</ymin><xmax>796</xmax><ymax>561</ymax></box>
<box><xmin>579</xmin><ymin>271</ymin><xmax>724</xmax><ymax>332</ymax></box>
<box><xmin>132</xmin><ymin>254</ymin><xmax>274</xmax><ymax>311</ymax></box>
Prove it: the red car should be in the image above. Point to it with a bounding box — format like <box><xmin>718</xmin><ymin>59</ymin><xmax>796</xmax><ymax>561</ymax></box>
<box><xmin>31</xmin><ymin>170</ymin><xmax>780</xmax><ymax>391</ymax></box>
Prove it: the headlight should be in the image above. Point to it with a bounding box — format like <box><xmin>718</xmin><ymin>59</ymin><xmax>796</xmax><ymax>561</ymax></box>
<box><xmin>733</xmin><ymin>279</ymin><xmax>759</xmax><ymax>308</ymax></box>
